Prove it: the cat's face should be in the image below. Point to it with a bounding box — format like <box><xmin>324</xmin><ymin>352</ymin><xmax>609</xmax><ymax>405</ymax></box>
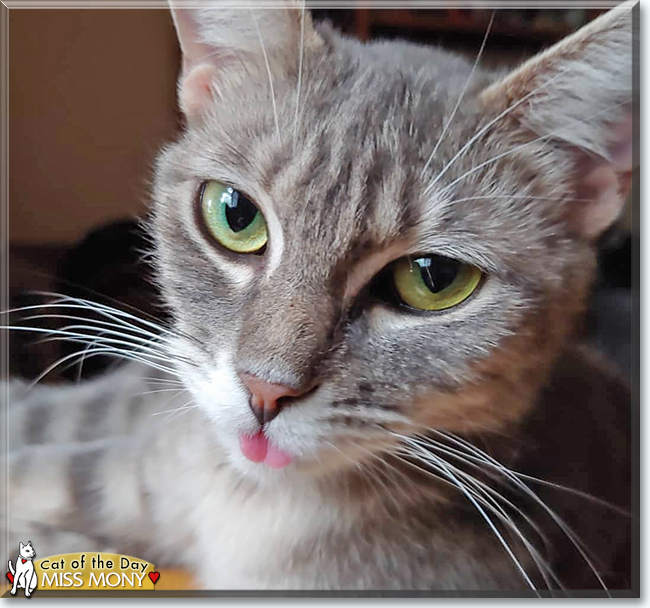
<box><xmin>19</xmin><ymin>542</ymin><xmax>35</xmax><ymax>559</ymax></box>
<box><xmin>152</xmin><ymin>4</ymin><xmax>632</xmax><ymax>482</ymax></box>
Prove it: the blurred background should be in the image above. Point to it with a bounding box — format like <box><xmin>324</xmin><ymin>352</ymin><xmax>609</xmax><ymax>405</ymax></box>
<box><xmin>7</xmin><ymin>6</ymin><xmax>636</xmax><ymax>382</ymax></box>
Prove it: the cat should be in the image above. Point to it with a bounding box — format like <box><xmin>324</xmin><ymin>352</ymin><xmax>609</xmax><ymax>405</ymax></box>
<box><xmin>2</xmin><ymin>0</ymin><xmax>636</xmax><ymax>593</ymax></box>
<box><xmin>8</xmin><ymin>541</ymin><xmax>37</xmax><ymax>597</ymax></box>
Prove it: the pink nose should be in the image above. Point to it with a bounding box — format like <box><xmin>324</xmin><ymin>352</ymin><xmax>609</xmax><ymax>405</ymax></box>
<box><xmin>239</xmin><ymin>373</ymin><xmax>305</xmax><ymax>425</ymax></box>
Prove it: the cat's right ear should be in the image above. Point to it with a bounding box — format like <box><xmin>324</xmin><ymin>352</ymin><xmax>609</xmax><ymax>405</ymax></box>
<box><xmin>168</xmin><ymin>1</ymin><xmax>321</xmax><ymax>123</ymax></box>
<box><xmin>19</xmin><ymin>542</ymin><xmax>24</xmax><ymax>550</ymax></box>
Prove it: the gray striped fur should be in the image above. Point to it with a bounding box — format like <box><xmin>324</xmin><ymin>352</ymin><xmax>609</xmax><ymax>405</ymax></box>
<box><xmin>3</xmin><ymin>3</ymin><xmax>634</xmax><ymax>591</ymax></box>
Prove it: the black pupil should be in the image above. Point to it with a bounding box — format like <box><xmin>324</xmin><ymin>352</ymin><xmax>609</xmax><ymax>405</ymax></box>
<box><xmin>414</xmin><ymin>256</ymin><xmax>459</xmax><ymax>293</ymax></box>
<box><xmin>224</xmin><ymin>189</ymin><xmax>258</xmax><ymax>233</ymax></box>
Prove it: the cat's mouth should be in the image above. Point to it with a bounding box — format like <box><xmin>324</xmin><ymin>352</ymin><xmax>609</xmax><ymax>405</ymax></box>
<box><xmin>239</xmin><ymin>431</ymin><xmax>294</xmax><ymax>469</ymax></box>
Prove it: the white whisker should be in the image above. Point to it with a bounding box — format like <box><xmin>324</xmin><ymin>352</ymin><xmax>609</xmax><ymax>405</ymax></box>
<box><xmin>3</xmin><ymin>296</ymin><xmax>177</xmax><ymax>342</ymax></box>
<box><xmin>23</xmin><ymin>318</ymin><xmax>175</xmax><ymax>356</ymax></box>
<box><xmin>153</xmin><ymin>398</ymin><xmax>199</xmax><ymax>421</ymax></box>
<box><xmin>354</xmin><ymin>442</ymin><xmax>420</xmax><ymax>510</ymax></box>
<box><xmin>433</xmin><ymin>430</ymin><xmax>610</xmax><ymax>594</ymax></box>
<box><xmin>423</xmin><ymin>64</ymin><xmax>573</xmax><ymax>194</ymax></box>
<box><xmin>420</xmin><ymin>12</ymin><xmax>494</xmax><ymax>178</ymax></box>
<box><xmin>401</xmin><ymin>435</ymin><xmax>562</xmax><ymax>592</ymax></box>
<box><xmin>6</xmin><ymin>326</ymin><xmax>180</xmax><ymax>368</ymax></box>
<box><xmin>392</xmin><ymin>437</ymin><xmax>540</xmax><ymax>592</ymax></box>
<box><xmin>293</xmin><ymin>0</ymin><xmax>306</xmax><ymax>150</ymax></box>
<box><xmin>420</xmin><ymin>430</ymin><xmax>627</xmax><ymax>516</ymax></box>
<box><xmin>142</xmin><ymin>377</ymin><xmax>185</xmax><ymax>387</ymax></box>
<box><xmin>15</xmin><ymin>347</ymin><xmax>171</xmax><ymax>395</ymax></box>
<box><xmin>12</xmin><ymin>329</ymin><xmax>180</xmax><ymax>379</ymax></box>
<box><xmin>75</xmin><ymin>327</ymin><xmax>109</xmax><ymax>383</ymax></box>
<box><xmin>19</xmin><ymin>312</ymin><xmax>163</xmax><ymax>342</ymax></box>
<box><xmin>400</xmin><ymin>440</ymin><xmax>537</xmax><ymax>591</ymax></box>
<box><xmin>407</xmin><ymin>436</ymin><xmax>554</xmax><ymax>552</ymax></box>
<box><xmin>433</xmin><ymin>100</ymin><xmax>628</xmax><ymax>201</ymax></box>
<box><xmin>441</xmin><ymin>195</ymin><xmax>592</xmax><ymax>206</ymax></box>
<box><xmin>135</xmin><ymin>387</ymin><xmax>187</xmax><ymax>398</ymax></box>
<box><xmin>250</xmin><ymin>7</ymin><xmax>281</xmax><ymax>143</ymax></box>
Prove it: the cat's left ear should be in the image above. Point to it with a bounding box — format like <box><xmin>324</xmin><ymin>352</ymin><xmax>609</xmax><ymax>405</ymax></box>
<box><xmin>481</xmin><ymin>3</ymin><xmax>637</xmax><ymax>239</ymax></box>
<box><xmin>168</xmin><ymin>0</ymin><xmax>321</xmax><ymax>122</ymax></box>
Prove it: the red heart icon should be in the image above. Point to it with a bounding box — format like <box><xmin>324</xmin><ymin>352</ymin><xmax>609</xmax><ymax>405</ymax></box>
<box><xmin>6</xmin><ymin>572</ymin><xmax>14</xmax><ymax>584</ymax></box>
<box><xmin>148</xmin><ymin>572</ymin><xmax>160</xmax><ymax>584</ymax></box>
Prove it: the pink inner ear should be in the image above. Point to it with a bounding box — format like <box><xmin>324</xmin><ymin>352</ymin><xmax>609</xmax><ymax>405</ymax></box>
<box><xmin>179</xmin><ymin>63</ymin><xmax>220</xmax><ymax>119</ymax></box>
<box><xmin>608</xmin><ymin>113</ymin><xmax>634</xmax><ymax>173</ymax></box>
<box><xmin>567</xmin><ymin>106</ymin><xmax>634</xmax><ymax>240</ymax></box>
<box><xmin>572</xmin><ymin>163</ymin><xmax>627</xmax><ymax>239</ymax></box>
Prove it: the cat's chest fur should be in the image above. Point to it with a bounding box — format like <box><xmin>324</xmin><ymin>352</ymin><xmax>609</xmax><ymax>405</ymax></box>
<box><xmin>142</xmin><ymin>415</ymin><xmax>353</xmax><ymax>588</ymax></box>
<box><xmin>146</xmin><ymin>416</ymin><xmax>519</xmax><ymax>590</ymax></box>
<box><xmin>190</xmin><ymin>477</ymin><xmax>520</xmax><ymax>590</ymax></box>
<box><xmin>193</xmin><ymin>479</ymin><xmax>346</xmax><ymax>588</ymax></box>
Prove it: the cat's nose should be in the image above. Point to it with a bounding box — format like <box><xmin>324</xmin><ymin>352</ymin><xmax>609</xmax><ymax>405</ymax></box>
<box><xmin>239</xmin><ymin>373</ymin><xmax>306</xmax><ymax>425</ymax></box>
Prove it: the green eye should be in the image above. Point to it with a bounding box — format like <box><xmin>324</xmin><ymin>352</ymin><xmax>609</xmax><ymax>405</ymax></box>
<box><xmin>200</xmin><ymin>180</ymin><xmax>268</xmax><ymax>254</ymax></box>
<box><xmin>393</xmin><ymin>255</ymin><xmax>482</xmax><ymax>311</ymax></box>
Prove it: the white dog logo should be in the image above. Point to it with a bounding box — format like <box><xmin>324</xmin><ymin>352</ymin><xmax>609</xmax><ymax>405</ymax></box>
<box><xmin>8</xmin><ymin>541</ymin><xmax>37</xmax><ymax>597</ymax></box>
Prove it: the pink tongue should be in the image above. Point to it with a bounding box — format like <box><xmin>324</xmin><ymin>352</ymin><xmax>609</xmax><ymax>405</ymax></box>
<box><xmin>264</xmin><ymin>444</ymin><xmax>294</xmax><ymax>469</ymax></box>
<box><xmin>239</xmin><ymin>432</ymin><xmax>268</xmax><ymax>463</ymax></box>
<box><xmin>239</xmin><ymin>432</ymin><xmax>293</xmax><ymax>469</ymax></box>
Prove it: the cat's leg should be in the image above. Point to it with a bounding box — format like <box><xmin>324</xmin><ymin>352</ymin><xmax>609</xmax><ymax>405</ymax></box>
<box><xmin>9</xmin><ymin>569</ymin><xmax>19</xmax><ymax>595</ymax></box>
<box><xmin>3</xmin><ymin>367</ymin><xmax>220</xmax><ymax>580</ymax></box>
<box><xmin>27</xmin><ymin>570</ymin><xmax>37</xmax><ymax>595</ymax></box>
<box><xmin>5</xmin><ymin>437</ymin><xmax>146</xmax><ymax>560</ymax></box>
<box><xmin>4</xmin><ymin>409</ymin><xmax>213</xmax><ymax>572</ymax></box>
<box><xmin>24</xmin><ymin>572</ymin><xmax>32</xmax><ymax>597</ymax></box>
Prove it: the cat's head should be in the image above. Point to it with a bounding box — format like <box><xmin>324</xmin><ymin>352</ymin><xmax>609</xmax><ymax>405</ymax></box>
<box><xmin>151</xmin><ymin>1</ymin><xmax>635</xmax><ymax>483</ymax></box>
<box><xmin>19</xmin><ymin>542</ymin><xmax>35</xmax><ymax>559</ymax></box>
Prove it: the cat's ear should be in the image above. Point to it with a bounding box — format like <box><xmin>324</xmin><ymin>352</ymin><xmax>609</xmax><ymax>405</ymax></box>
<box><xmin>19</xmin><ymin>542</ymin><xmax>24</xmax><ymax>550</ymax></box>
<box><xmin>168</xmin><ymin>0</ymin><xmax>320</xmax><ymax>122</ymax></box>
<box><xmin>480</xmin><ymin>3</ymin><xmax>636</xmax><ymax>239</ymax></box>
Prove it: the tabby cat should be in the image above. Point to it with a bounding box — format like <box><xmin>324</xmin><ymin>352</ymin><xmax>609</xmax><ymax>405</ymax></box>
<box><xmin>3</xmin><ymin>0</ymin><xmax>636</xmax><ymax>593</ymax></box>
